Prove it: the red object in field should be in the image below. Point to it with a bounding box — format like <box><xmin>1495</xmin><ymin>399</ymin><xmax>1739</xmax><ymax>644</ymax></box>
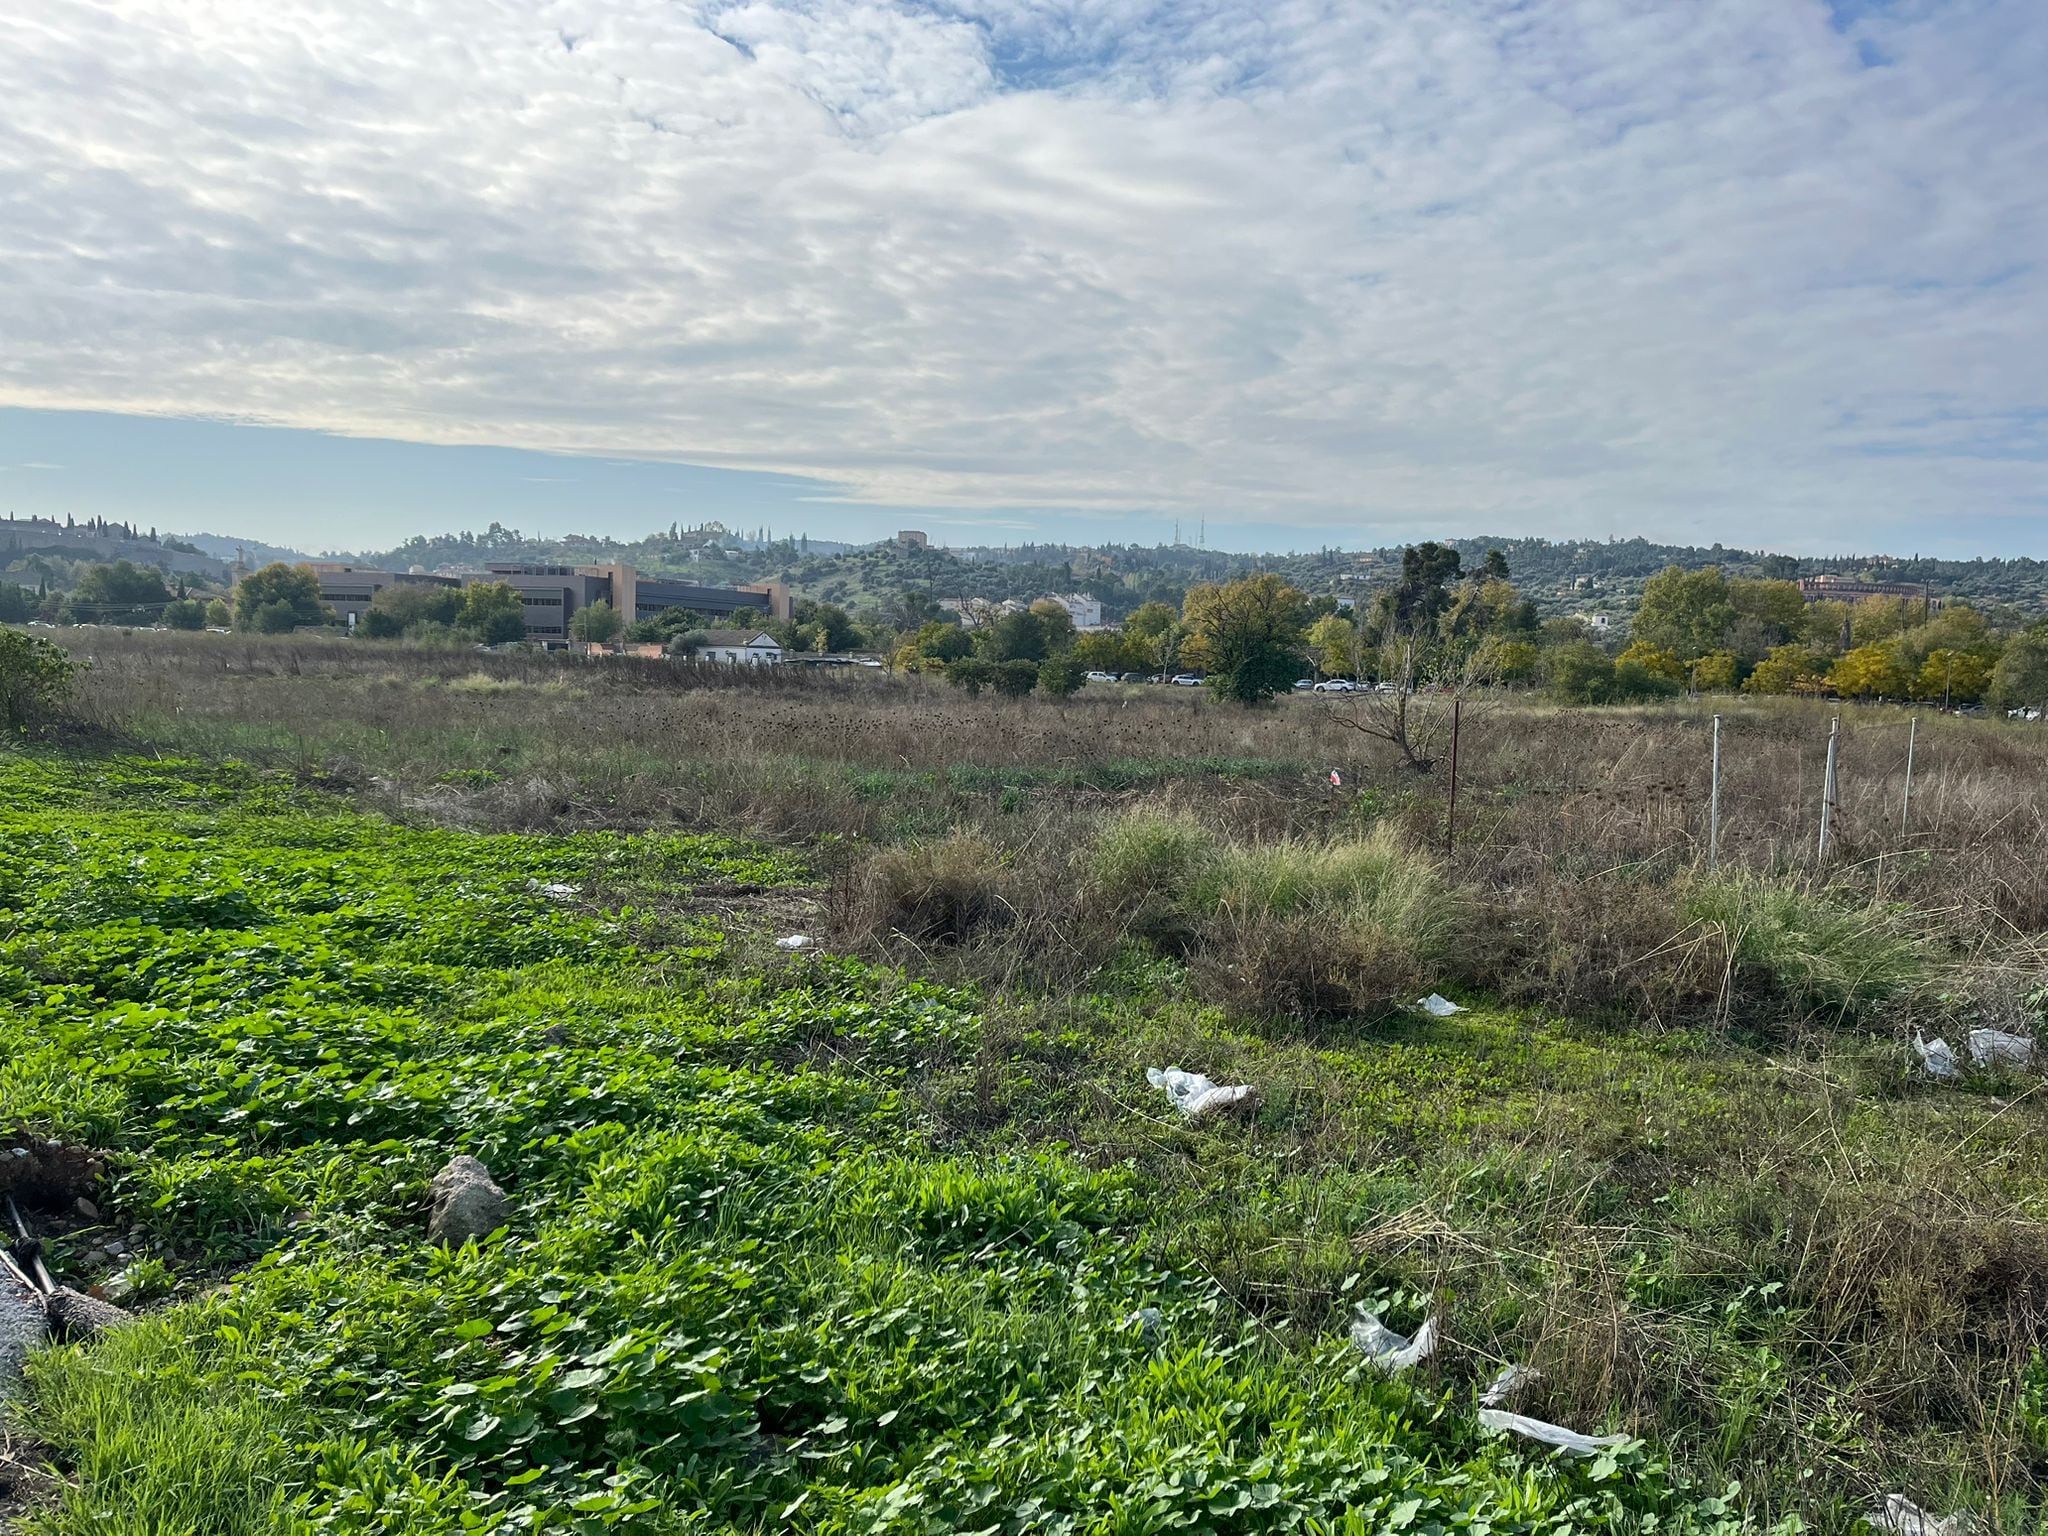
<box><xmin>1329</xmin><ymin>769</ymin><xmax>1343</xmax><ymax>787</ymax></box>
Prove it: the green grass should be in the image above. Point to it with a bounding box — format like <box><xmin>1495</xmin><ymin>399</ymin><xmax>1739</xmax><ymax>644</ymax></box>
<box><xmin>1679</xmin><ymin>873</ymin><xmax>1929</xmax><ymax>1021</ymax></box>
<box><xmin>2</xmin><ymin>751</ymin><xmax>1777</xmax><ymax>1535</ymax></box>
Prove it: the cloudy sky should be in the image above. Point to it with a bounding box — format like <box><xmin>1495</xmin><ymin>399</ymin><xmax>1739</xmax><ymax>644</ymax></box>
<box><xmin>3</xmin><ymin>0</ymin><xmax>2045</xmax><ymax>555</ymax></box>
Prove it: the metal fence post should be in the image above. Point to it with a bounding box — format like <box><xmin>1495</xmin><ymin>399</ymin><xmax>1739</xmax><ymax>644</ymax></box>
<box><xmin>1708</xmin><ymin>714</ymin><xmax>1721</xmax><ymax>869</ymax></box>
<box><xmin>1901</xmin><ymin>715</ymin><xmax>1917</xmax><ymax>835</ymax></box>
<box><xmin>1818</xmin><ymin>716</ymin><xmax>1840</xmax><ymax>860</ymax></box>
<box><xmin>1444</xmin><ymin>697</ymin><xmax>1462</xmax><ymax>858</ymax></box>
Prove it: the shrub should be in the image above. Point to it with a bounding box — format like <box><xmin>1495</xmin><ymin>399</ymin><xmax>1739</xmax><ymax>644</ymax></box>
<box><xmin>1088</xmin><ymin>811</ymin><xmax>1221</xmax><ymax>908</ymax></box>
<box><xmin>1088</xmin><ymin>814</ymin><xmax>1461</xmax><ymax>1018</ymax></box>
<box><xmin>161</xmin><ymin>597</ymin><xmax>208</xmax><ymax>630</ymax></box>
<box><xmin>0</xmin><ymin>627</ymin><xmax>79</xmax><ymax>734</ymax></box>
<box><xmin>947</xmin><ymin>657</ymin><xmax>995</xmax><ymax>696</ymax></box>
<box><xmin>1682</xmin><ymin>873</ymin><xmax>1927</xmax><ymax>1021</ymax></box>
<box><xmin>993</xmin><ymin>659</ymin><xmax>1039</xmax><ymax>698</ymax></box>
<box><xmin>861</xmin><ymin>833</ymin><xmax>1016</xmax><ymax>944</ymax></box>
<box><xmin>1037</xmin><ymin>653</ymin><xmax>1086</xmax><ymax>698</ymax></box>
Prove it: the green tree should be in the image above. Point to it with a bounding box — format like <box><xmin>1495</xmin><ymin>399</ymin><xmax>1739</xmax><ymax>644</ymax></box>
<box><xmin>1376</xmin><ymin>542</ymin><xmax>1462</xmax><ymax>634</ymax></box>
<box><xmin>1743</xmin><ymin>644</ymin><xmax>1831</xmax><ymax>696</ymax></box>
<box><xmin>1037</xmin><ymin>653</ymin><xmax>1087</xmax><ymax>698</ymax></box>
<box><xmin>985</xmin><ymin>609</ymin><xmax>1051</xmax><ymax>664</ymax></box>
<box><xmin>1692</xmin><ymin>651</ymin><xmax>1740</xmax><ymax>691</ymax></box>
<box><xmin>1849</xmin><ymin>596</ymin><xmax>1920</xmax><ymax>647</ymax></box>
<box><xmin>1305</xmin><ymin>613</ymin><xmax>1357</xmax><ymax>677</ymax></box>
<box><xmin>368</xmin><ymin>583</ymin><xmax>463</xmax><ymax>635</ymax></box>
<box><xmin>0</xmin><ymin>628</ymin><xmax>78</xmax><ymax>734</ymax></box>
<box><xmin>234</xmin><ymin>564</ymin><xmax>331</xmax><ymax>634</ymax></box>
<box><xmin>74</xmin><ymin>560</ymin><xmax>172</xmax><ymax>623</ymax></box>
<box><xmin>0</xmin><ymin>584</ymin><xmax>36</xmax><ymax>624</ymax></box>
<box><xmin>784</xmin><ymin>599</ymin><xmax>859</xmax><ymax>654</ymax></box>
<box><xmin>1631</xmin><ymin>566</ymin><xmax>1735</xmax><ymax>662</ymax></box>
<box><xmin>1802</xmin><ymin>599</ymin><xmax>1852</xmax><ymax>652</ymax></box>
<box><xmin>1072</xmin><ymin>631</ymin><xmax>1135</xmax><ymax>673</ymax></box>
<box><xmin>1726</xmin><ymin>579</ymin><xmax>1806</xmax><ymax>639</ymax></box>
<box><xmin>570</xmin><ymin>600</ymin><xmax>622</xmax><ymax>643</ymax></box>
<box><xmin>160</xmin><ymin>597</ymin><xmax>207</xmax><ymax>630</ymax></box>
<box><xmin>1615</xmin><ymin>639</ymin><xmax>1685</xmax><ymax>685</ymax></box>
<box><xmin>1027</xmin><ymin>599</ymin><xmax>1077</xmax><ymax>652</ymax></box>
<box><xmin>204</xmin><ymin>599</ymin><xmax>232</xmax><ymax>628</ymax></box>
<box><xmin>1545</xmin><ymin>642</ymin><xmax>1615</xmax><ymax>704</ymax></box>
<box><xmin>1913</xmin><ymin>648</ymin><xmax>1992</xmax><ymax>705</ymax></box>
<box><xmin>1989</xmin><ymin>633</ymin><xmax>2048</xmax><ymax>714</ymax></box>
<box><xmin>908</xmin><ymin>621</ymin><xmax>973</xmax><ymax>664</ymax></box>
<box><xmin>1472</xmin><ymin>635</ymin><xmax>1540</xmax><ymax>685</ymax></box>
<box><xmin>1181</xmin><ymin>573</ymin><xmax>1308</xmax><ymax>704</ymax></box>
<box><xmin>1828</xmin><ymin>644</ymin><xmax>1911</xmax><ymax>699</ymax></box>
<box><xmin>456</xmin><ymin>583</ymin><xmax>527</xmax><ymax>645</ymax></box>
<box><xmin>1122</xmin><ymin>601</ymin><xmax>1182</xmax><ymax>671</ymax></box>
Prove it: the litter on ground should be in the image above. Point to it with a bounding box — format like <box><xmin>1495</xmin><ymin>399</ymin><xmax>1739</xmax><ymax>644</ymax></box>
<box><xmin>1417</xmin><ymin>994</ymin><xmax>1465</xmax><ymax>1016</ymax></box>
<box><xmin>775</xmin><ymin>934</ymin><xmax>816</xmax><ymax>951</ymax></box>
<box><xmin>1967</xmin><ymin>1028</ymin><xmax>2034</xmax><ymax>1068</ymax></box>
<box><xmin>1476</xmin><ymin>1407</ymin><xmax>1630</xmax><ymax>1457</ymax></box>
<box><xmin>1145</xmin><ymin>1067</ymin><xmax>1258</xmax><ymax>1121</ymax></box>
<box><xmin>1913</xmin><ymin>1032</ymin><xmax>1961</xmax><ymax>1081</ymax></box>
<box><xmin>1349</xmin><ymin>1311</ymin><xmax>1437</xmax><ymax>1373</ymax></box>
<box><xmin>1126</xmin><ymin>1306</ymin><xmax>1163</xmax><ymax>1336</ymax></box>
<box><xmin>1478</xmin><ymin>1364</ymin><xmax>1541</xmax><ymax>1408</ymax></box>
<box><xmin>1870</xmin><ymin>1494</ymin><xmax>1976</xmax><ymax>1536</ymax></box>
<box><xmin>526</xmin><ymin>880</ymin><xmax>581</xmax><ymax>899</ymax></box>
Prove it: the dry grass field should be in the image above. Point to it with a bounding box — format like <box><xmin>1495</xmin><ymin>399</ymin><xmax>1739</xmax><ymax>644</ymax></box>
<box><xmin>9</xmin><ymin>626</ymin><xmax>2048</xmax><ymax>1533</ymax></box>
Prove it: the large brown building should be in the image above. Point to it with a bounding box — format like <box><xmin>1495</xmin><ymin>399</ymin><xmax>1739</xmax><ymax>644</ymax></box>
<box><xmin>1795</xmin><ymin>574</ymin><xmax>1942</xmax><ymax>612</ymax></box>
<box><xmin>308</xmin><ymin>561</ymin><xmax>791</xmax><ymax>640</ymax></box>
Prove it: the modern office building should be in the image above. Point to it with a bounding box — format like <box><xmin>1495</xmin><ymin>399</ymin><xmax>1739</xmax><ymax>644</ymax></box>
<box><xmin>307</xmin><ymin>565</ymin><xmax>461</xmax><ymax>627</ymax></box>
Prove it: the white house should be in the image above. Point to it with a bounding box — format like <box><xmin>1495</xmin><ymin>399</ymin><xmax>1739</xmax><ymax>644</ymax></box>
<box><xmin>696</xmin><ymin>630</ymin><xmax>784</xmax><ymax>664</ymax></box>
<box><xmin>1050</xmin><ymin>593</ymin><xmax>1104</xmax><ymax>628</ymax></box>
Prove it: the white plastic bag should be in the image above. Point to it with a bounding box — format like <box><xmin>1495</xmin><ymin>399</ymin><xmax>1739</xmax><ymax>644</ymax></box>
<box><xmin>775</xmin><ymin>934</ymin><xmax>816</xmax><ymax>951</ymax></box>
<box><xmin>1477</xmin><ymin>1407</ymin><xmax>1630</xmax><ymax>1457</ymax></box>
<box><xmin>1914</xmin><ymin>1033</ymin><xmax>1961</xmax><ymax>1081</ymax></box>
<box><xmin>1478</xmin><ymin>1364</ymin><xmax>1540</xmax><ymax>1408</ymax></box>
<box><xmin>527</xmin><ymin>880</ymin><xmax>581</xmax><ymax>899</ymax></box>
<box><xmin>1146</xmin><ymin>1067</ymin><xmax>1257</xmax><ymax>1121</ymax></box>
<box><xmin>1349</xmin><ymin>1311</ymin><xmax>1436</xmax><ymax>1372</ymax></box>
<box><xmin>1967</xmin><ymin>1028</ymin><xmax>2033</xmax><ymax>1068</ymax></box>
<box><xmin>1870</xmin><ymin>1494</ymin><xmax>1975</xmax><ymax>1536</ymax></box>
<box><xmin>1416</xmin><ymin>994</ymin><xmax>1464</xmax><ymax>1017</ymax></box>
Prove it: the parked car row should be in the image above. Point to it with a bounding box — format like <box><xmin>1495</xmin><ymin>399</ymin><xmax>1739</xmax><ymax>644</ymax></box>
<box><xmin>1082</xmin><ymin>672</ymin><xmax>1207</xmax><ymax>685</ymax></box>
<box><xmin>1293</xmin><ymin>678</ymin><xmax>1402</xmax><ymax>693</ymax></box>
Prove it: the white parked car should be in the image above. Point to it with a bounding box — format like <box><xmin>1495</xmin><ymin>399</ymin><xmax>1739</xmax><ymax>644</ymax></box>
<box><xmin>1170</xmin><ymin>673</ymin><xmax>1204</xmax><ymax>686</ymax></box>
<box><xmin>1085</xmin><ymin>670</ymin><xmax>1116</xmax><ymax>683</ymax></box>
<box><xmin>1313</xmin><ymin>679</ymin><xmax>1356</xmax><ymax>693</ymax></box>
<box><xmin>1293</xmin><ymin>678</ymin><xmax>1316</xmax><ymax>691</ymax></box>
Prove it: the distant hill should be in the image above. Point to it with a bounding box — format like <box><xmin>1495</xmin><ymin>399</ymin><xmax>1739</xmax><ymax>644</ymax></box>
<box><xmin>175</xmin><ymin>531</ymin><xmax>313</xmax><ymax>567</ymax></box>
<box><xmin>169</xmin><ymin>520</ymin><xmax>2048</xmax><ymax>624</ymax></box>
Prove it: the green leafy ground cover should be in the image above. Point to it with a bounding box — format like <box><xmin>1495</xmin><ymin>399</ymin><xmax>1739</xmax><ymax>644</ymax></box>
<box><xmin>0</xmin><ymin>752</ymin><xmax>1769</xmax><ymax>1535</ymax></box>
<box><xmin>2</xmin><ymin>751</ymin><xmax>2037</xmax><ymax>1534</ymax></box>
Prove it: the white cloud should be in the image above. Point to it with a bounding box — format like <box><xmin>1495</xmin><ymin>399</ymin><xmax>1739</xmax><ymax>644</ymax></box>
<box><xmin>0</xmin><ymin>0</ymin><xmax>2044</xmax><ymax>549</ymax></box>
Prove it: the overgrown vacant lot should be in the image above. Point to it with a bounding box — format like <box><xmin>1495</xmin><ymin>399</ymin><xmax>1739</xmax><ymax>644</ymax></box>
<box><xmin>6</xmin><ymin>633</ymin><xmax>2048</xmax><ymax>1533</ymax></box>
